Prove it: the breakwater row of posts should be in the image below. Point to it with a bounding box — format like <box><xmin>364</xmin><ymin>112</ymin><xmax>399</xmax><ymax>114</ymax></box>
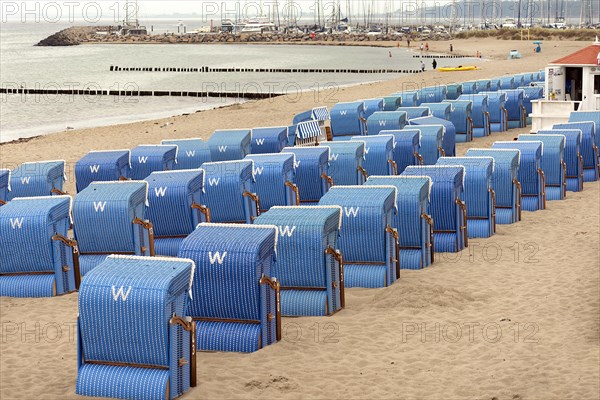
<box><xmin>0</xmin><ymin>87</ymin><xmax>280</xmax><ymax>99</ymax></box>
<box><xmin>109</xmin><ymin>66</ymin><xmax>425</xmax><ymax>74</ymax></box>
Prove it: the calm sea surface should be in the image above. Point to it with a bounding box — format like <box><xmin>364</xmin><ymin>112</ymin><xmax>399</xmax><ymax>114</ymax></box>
<box><xmin>0</xmin><ymin>20</ymin><xmax>476</xmax><ymax>142</ymax></box>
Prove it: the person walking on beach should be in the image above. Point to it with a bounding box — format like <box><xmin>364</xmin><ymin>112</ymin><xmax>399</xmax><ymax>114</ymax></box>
<box><xmin>389</xmin><ymin>51</ymin><xmax>392</xmax><ymax>58</ymax></box>
<box><xmin>450</xmin><ymin>43</ymin><xmax>453</xmax><ymax>53</ymax></box>
<box><xmin>420</xmin><ymin>43</ymin><xmax>424</xmax><ymax>53</ymax></box>
<box><xmin>432</xmin><ymin>59</ymin><xmax>437</xmax><ymax>70</ymax></box>
<box><xmin>407</xmin><ymin>38</ymin><xmax>411</xmax><ymax>47</ymax></box>
<box><xmin>425</xmin><ymin>42</ymin><xmax>429</xmax><ymax>51</ymax></box>
<box><xmin>420</xmin><ymin>60</ymin><xmax>425</xmax><ymax>72</ymax></box>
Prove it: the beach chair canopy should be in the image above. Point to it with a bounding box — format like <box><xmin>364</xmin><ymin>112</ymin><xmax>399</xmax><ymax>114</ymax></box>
<box><xmin>552</xmin><ymin>122</ymin><xmax>598</xmax><ymax>182</ymax></box>
<box><xmin>207</xmin><ymin>129</ymin><xmax>252</xmax><ymax>162</ymax></box>
<box><xmin>445</xmin><ymin>83</ymin><xmax>463</xmax><ymax>100</ymax></box>
<box><xmin>397</xmin><ymin>106</ymin><xmax>430</xmax><ymax>120</ymax></box>
<box><xmin>245</xmin><ymin>153</ymin><xmax>299</xmax><ymax>211</ymax></box>
<box><xmin>382</xmin><ymin>95</ymin><xmax>402</xmax><ymax>111</ymax></box>
<box><xmin>537</xmin><ymin>129</ymin><xmax>583</xmax><ymax>192</ymax></box>
<box><xmin>281</xmin><ymin>146</ymin><xmax>331</xmax><ymax>203</ymax></box>
<box><xmin>395</xmin><ymin>91</ymin><xmax>420</xmax><ymax>107</ymax></box>
<box><xmin>460</xmin><ymin>81</ymin><xmax>479</xmax><ymax>94</ymax></box>
<box><xmin>8</xmin><ymin>160</ymin><xmax>66</xmax><ymax>200</ymax></box>
<box><xmin>518</xmin><ymin>134</ymin><xmax>566</xmax><ymax>200</ymax></box>
<box><xmin>250</xmin><ymin>126</ymin><xmax>288</xmax><ymax>154</ymax></box>
<box><xmin>75</xmin><ymin>150</ymin><xmax>131</xmax><ymax>193</ymax></box>
<box><xmin>130</xmin><ymin>145</ymin><xmax>178</xmax><ymax>180</ymax></box>
<box><xmin>362</xmin><ymin>98</ymin><xmax>384</xmax><ymax>119</ymax></box>
<box><xmin>0</xmin><ymin>169</ymin><xmax>10</xmax><ymax>205</ymax></box>
<box><xmin>162</xmin><ymin>138</ymin><xmax>211</xmax><ymax>170</ymax></box>
<box><xmin>403</xmin><ymin>125</ymin><xmax>444</xmax><ymax>165</ymax></box>
<box><xmin>418</xmin><ymin>86</ymin><xmax>447</xmax><ymax>103</ymax></box>
<box><xmin>330</xmin><ymin>101</ymin><xmax>366</xmax><ymax>139</ymax></box>
<box><xmin>351</xmin><ymin>135</ymin><xmax>396</xmax><ymax>176</ymax></box>
<box><xmin>420</xmin><ymin>102</ymin><xmax>452</xmax><ymax>121</ymax></box>
<box><xmin>499</xmin><ymin>76</ymin><xmax>516</xmax><ymax>90</ymax></box>
<box><xmin>324</xmin><ymin>141</ymin><xmax>367</xmax><ymax>185</ymax></box>
<box><xmin>379</xmin><ymin>129</ymin><xmax>421</xmax><ymax>174</ymax></box>
<box><xmin>366</xmin><ymin>111</ymin><xmax>408</xmax><ymax>136</ymax></box>
<box><xmin>409</xmin><ymin>116</ymin><xmax>456</xmax><ymax>157</ymax></box>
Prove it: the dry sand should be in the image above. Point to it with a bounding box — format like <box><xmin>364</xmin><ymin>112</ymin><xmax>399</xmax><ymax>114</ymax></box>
<box><xmin>1</xmin><ymin>38</ymin><xmax>598</xmax><ymax>400</ymax></box>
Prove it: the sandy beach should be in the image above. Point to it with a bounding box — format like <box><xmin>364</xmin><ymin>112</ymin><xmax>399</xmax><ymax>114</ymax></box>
<box><xmin>1</xmin><ymin>38</ymin><xmax>598</xmax><ymax>400</ymax></box>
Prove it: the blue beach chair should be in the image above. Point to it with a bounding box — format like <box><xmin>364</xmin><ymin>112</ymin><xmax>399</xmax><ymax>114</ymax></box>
<box><xmin>492</xmin><ymin>141</ymin><xmax>546</xmax><ymax>211</ymax></box>
<box><xmin>446</xmin><ymin>100</ymin><xmax>473</xmax><ymax>142</ymax></box>
<box><xmin>255</xmin><ymin>206</ymin><xmax>344</xmax><ymax>316</ymax></box>
<box><xmin>293</xmin><ymin>120</ymin><xmax>324</xmax><ymax>147</ymax></box>
<box><xmin>200</xmin><ymin>160</ymin><xmax>260</xmax><ymax>224</ymax></box>
<box><xmin>568</xmin><ymin>111</ymin><xmax>600</xmax><ymax>167</ymax></box>
<box><xmin>502</xmin><ymin>89</ymin><xmax>527</xmax><ymax>129</ymax></box>
<box><xmin>397</xmin><ymin>107</ymin><xmax>430</xmax><ymax>119</ymax></box>
<box><xmin>476</xmin><ymin>79</ymin><xmax>492</xmax><ymax>92</ymax></box>
<box><xmin>382</xmin><ymin>94</ymin><xmax>402</xmax><ymax>111</ymax></box>
<box><xmin>465</xmin><ymin>148</ymin><xmax>521</xmax><ymax>224</ymax></box>
<box><xmin>76</xmin><ymin>150</ymin><xmax>131</xmax><ymax>193</ymax></box>
<box><xmin>245</xmin><ymin>153</ymin><xmax>300</xmax><ymax>211</ymax></box>
<box><xmin>437</xmin><ymin>157</ymin><xmax>496</xmax><ymax>238</ymax></box>
<box><xmin>420</xmin><ymin>102</ymin><xmax>452</xmax><ymax>120</ymax></box>
<box><xmin>409</xmin><ymin>116</ymin><xmax>456</xmax><ymax>157</ymax></box>
<box><xmin>319</xmin><ymin>186</ymin><xmax>399</xmax><ymax>288</ymax></box>
<box><xmin>330</xmin><ymin>101</ymin><xmax>366</xmax><ymax>140</ymax></box>
<box><xmin>480</xmin><ymin>91</ymin><xmax>508</xmax><ymax>132</ymax></box>
<box><xmin>445</xmin><ymin>83</ymin><xmax>463</xmax><ymax>100</ymax></box>
<box><xmin>379</xmin><ymin>129</ymin><xmax>423</xmax><ymax>173</ymax></box>
<box><xmin>324</xmin><ymin>141</ymin><xmax>368</xmax><ymax>185</ymax></box>
<box><xmin>250</xmin><ymin>126</ymin><xmax>288</xmax><ymax>154</ymax></box>
<box><xmin>73</xmin><ymin>181</ymin><xmax>154</xmax><ymax>276</ymax></box>
<box><xmin>489</xmin><ymin>78</ymin><xmax>502</xmax><ymax>91</ymax></box>
<box><xmin>519</xmin><ymin>86</ymin><xmax>544</xmax><ymax>125</ymax></box>
<box><xmin>0</xmin><ymin>169</ymin><xmax>10</xmax><ymax>205</ymax></box>
<box><xmin>145</xmin><ymin>170</ymin><xmax>209</xmax><ymax>257</ymax></box>
<box><xmin>291</xmin><ymin>107</ymin><xmax>330</xmax><ymax>145</ymax></box>
<box><xmin>352</xmin><ymin>135</ymin><xmax>396</xmax><ymax>176</ymax></box>
<box><xmin>458</xmin><ymin>94</ymin><xmax>490</xmax><ymax>137</ymax></box>
<box><xmin>499</xmin><ymin>76</ymin><xmax>516</xmax><ymax>90</ymax></box>
<box><xmin>518</xmin><ymin>134</ymin><xmax>566</xmax><ymax>200</ymax></box>
<box><xmin>402</xmin><ymin>166</ymin><xmax>468</xmax><ymax>253</ymax></box>
<box><xmin>553</xmin><ymin>122</ymin><xmax>599</xmax><ymax>182</ymax></box>
<box><xmin>365</xmin><ymin>176</ymin><xmax>433</xmax><ymax>269</ymax></box>
<box><xmin>363</xmin><ymin>98</ymin><xmax>385</xmax><ymax>120</ymax></box>
<box><xmin>162</xmin><ymin>138</ymin><xmax>211</xmax><ymax>170</ymax></box>
<box><xmin>366</xmin><ymin>111</ymin><xmax>408</xmax><ymax>136</ymax></box>
<box><xmin>281</xmin><ymin>146</ymin><xmax>332</xmax><ymax>203</ymax></box>
<box><xmin>179</xmin><ymin>223</ymin><xmax>281</xmax><ymax>353</ymax></box>
<box><xmin>130</xmin><ymin>145</ymin><xmax>178</xmax><ymax>180</ymax></box>
<box><xmin>538</xmin><ymin>129</ymin><xmax>584</xmax><ymax>192</ymax></box>
<box><xmin>76</xmin><ymin>256</ymin><xmax>196</xmax><ymax>400</ymax></box>
<box><xmin>461</xmin><ymin>81</ymin><xmax>479</xmax><ymax>94</ymax></box>
<box><xmin>404</xmin><ymin>125</ymin><xmax>444</xmax><ymax>164</ymax></box>
<box><xmin>397</xmin><ymin>91</ymin><xmax>420</xmax><ymax>107</ymax></box>
<box><xmin>8</xmin><ymin>160</ymin><xmax>67</xmax><ymax>199</ymax></box>
<box><xmin>207</xmin><ymin>129</ymin><xmax>252</xmax><ymax>162</ymax></box>
<box><xmin>419</xmin><ymin>86</ymin><xmax>447</xmax><ymax>103</ymax></box>
<box><xmin>0</xmin><ymin>196</ymin><xmax>79</xmax><ymax>297</ymax></box>
<box><xmin>513</xmin><ymin>74</ymin><xmax>526</xmax><ymax>88</ymax></box>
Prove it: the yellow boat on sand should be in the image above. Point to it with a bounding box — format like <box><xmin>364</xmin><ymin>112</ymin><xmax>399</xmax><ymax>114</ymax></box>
<box><xmin>438</xmin><ymin>66</ymin><xmax>479</xmax><ymax>72</ymax></box>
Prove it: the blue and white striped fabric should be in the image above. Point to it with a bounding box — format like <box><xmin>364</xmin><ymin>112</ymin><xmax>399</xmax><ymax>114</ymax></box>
<box><xmin>130</xmin><ymin>145</ymin><xmax>178</xmax><ymax>180</ymax></box>
<box><xmin>382</xmin><ymin>95</ymin><xmax>402</xmax><ymax>111</ymax></box>
<box><xmin>538</xmin><ymin>129</ymin><xmax>583</xmax><ymax>192</ymax></box>
<box><xmin>420</xmin><ymin>103</ymin><xmax>452</xmax><ymax>121</ymax></box>
<box><xmin>501</xmin><ymin>89</ymin><xmax>526</xmax><ymax>129</ymax></box>
<box><xmin>552</xmin><ymin>122</ymin><xmax>598</xmax><ymax>182</ymax></box>
<box><xmin>281</xmin><ymin>146</ymin><xmax>331</xmax><ymax>203</ymax></box>
<box><xmin>178</xmin><ymin>223</ymin><xmax>279</xmax><ymax>353</ymax></box>
<box><xmin>200</xmin><ymin>161</ymin><xmax>257</xmax><ymax>224</ymax></box>
<box><xmin>311</xmin><ymin>106</ymin><xmax>330</xmax><ymax>121</ymax></box>
<box><xmin>418</xmin><ymin>86</ymin><xmax>447</xmax><ymax>103</ymax></box>
<box><xmin>379</xmin><ymin>129</ymin><xmax>421</xmax><ymax>174</ymax></box>
<box><xmin>145</xmin><ymin>170</ymin><xmax>207</xmax><ymax>256</ymax></box>
<box><xmin>365</xmin><ymin>176</ymin><xmax>432</xmax><ymax>269</ymax></box>
<box><xmin>8</xmin><ymin>160</ymin><xmax>66</xmax><ymax>200</ymax></box>
<box><xmin>0</xmin><ymin>195</ymin><xmax>77</xmax><ymax>297</ymax></box>
<box><xmin>366</xmin><ymin>111</ymin><xmax>408</xmax><ymax>136</ymax></box>
<box><xmin>330</xmin><ymin>101</ymin><xmax>366</xmax><ymax>140</ymax></box>
<box><xmin>73</xmin><ymin>181</ymin><xmax>152</xmax><ymax>276</ymax></box>
<box><xmin>492</xmin><ymin>141</ymin><xmax>545</xmax><ymax>212</ymax></box>
<box><xmin>519</xmin><ymin>86</ymin><xmax>544</xmax><ymax>124</ymax></box>
<box><xmin>395</xmin><ymin>91</ymin><xmax>420</xmax><ymax>107</ymax></box>
<box><xmin>324</xmin><ymin>141</ymin><xmax>367</xmax><ymax>185</ymax></box>
<box><xmin>362</xmin><ymin>98</ymin><xmax>384</xmax><ymax>119</ymax></box>
<box><xmin>245</xmin><ymin>153</ymin><xmax>298</xmax><ymax>211</ymax></box>
<box><xmin>402</xmin><ymin>166</ymin><xmax>467</xmax><ymax>253</ymax></box>
<box><xmin>295</xmin><ymin>120</ymin><xmax>321</xmax><ymax>140</ymax></box>
<box><xmin>480</xmin><ymin>92</ymin><xmax>508</xmax><ymax>132</ymax></box>
<box><xmin>460</xmin><ymin>81</ymin><xmax>479</xmax><ymax>95</ymax></box>
<box><xmin>475</xmin><ymin>80</ymin><xmax>492</xmax><ymax>92</ymax></box>
<box><xmin>77</xmin><ymin>255</ymin><xmax>195</xmax><ymax>400</ymax></box>
<box><xmin>0</xmin><ymin>169</ymin><xmax>10</xmax><ymax>205</ymax></box>
<box><xmin>409</xmin><ymin>116</ymin><xmax>456</xmax><ymax>157</ymax></box>
<box><xmin>397</xmin><ymin>107</ymin><xmax>430</xmax><ymax>119</ymax></box>
<box><xmin>405</xmin><ymin>125</ymin><xmax>444</xmax><ymax>164</ymax></box>
<box><xmin>513</xmin><ymin>74</ymin><xmax>526</xmax><ymax>88</ymax></box>
<box><xmin>567</xmin><ymin>112</ymin><xmax>600</xmax><ymax>171</ymax></box>
<box><xmin>489</xmin><ymin>78</ymin><xmax>502</xmax><ymax>91</ymax></box>
<box><xmin>352</xmin><ymin>135</ymin><xmax>396</xmax><ymax>176</ymax></box>
<box><xmin>515</xmin><ymin>72</ymin><xmax>533</xmax><ymax>86</ymax></box>
<box><xmin>458</xmin><ymin>94</ymin><xmax>490</xmax><ymax>137</ymax></box>
<box><xmin>251</xmin><ymin>126</ymin><xmax>288</xmax><ymax>154</ymax></box>
<box><xmin>499</xmin><ymin>76</ymin><xmax>516</xmax><ymax>90</ymax></box>
<box><xmin>207</xmin><ymin>129</ymin><xmax>252</xmax><ymax>162</ymax></box>
<box><xmin>445</xmin><ymin>100</ymin><xmax>473</xmax><ymax>142</ymax></box>
<box><xmin>162</xmin><ymin>138</ymin><xmax>211</xmax><ymax>170</ymax></box>
<box><xmin>465</xmin><ymin>148</ymin><xmax>521</xmax><ymax>225</ymax></box>
<box><xmin>446</xmin><ymin>83</ymin><xmax>463</xmax><ymax>100</ymax></box>
<box><xmin>518</xmin><ymin>134</ymin><xmax>566</xmax><ymax>201</ymax></box>
<box><xmin>437</xmin><ymin>157</ymin><xmax>495</xmax><ymax>238</ymax></box>
<box><xmin>255</xmin><ymin>206</ymin><xmax>343</xmax><ymax>316</ymax></box>
<box><xmin>319</xmin><ymin>186</ymin><xmax>398</xmax><ymax>288</ymax></box>
<box><xmin>75</xmin><ymin>150</ymin><xmax>131</xmax><ymax>193</ymax></box>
